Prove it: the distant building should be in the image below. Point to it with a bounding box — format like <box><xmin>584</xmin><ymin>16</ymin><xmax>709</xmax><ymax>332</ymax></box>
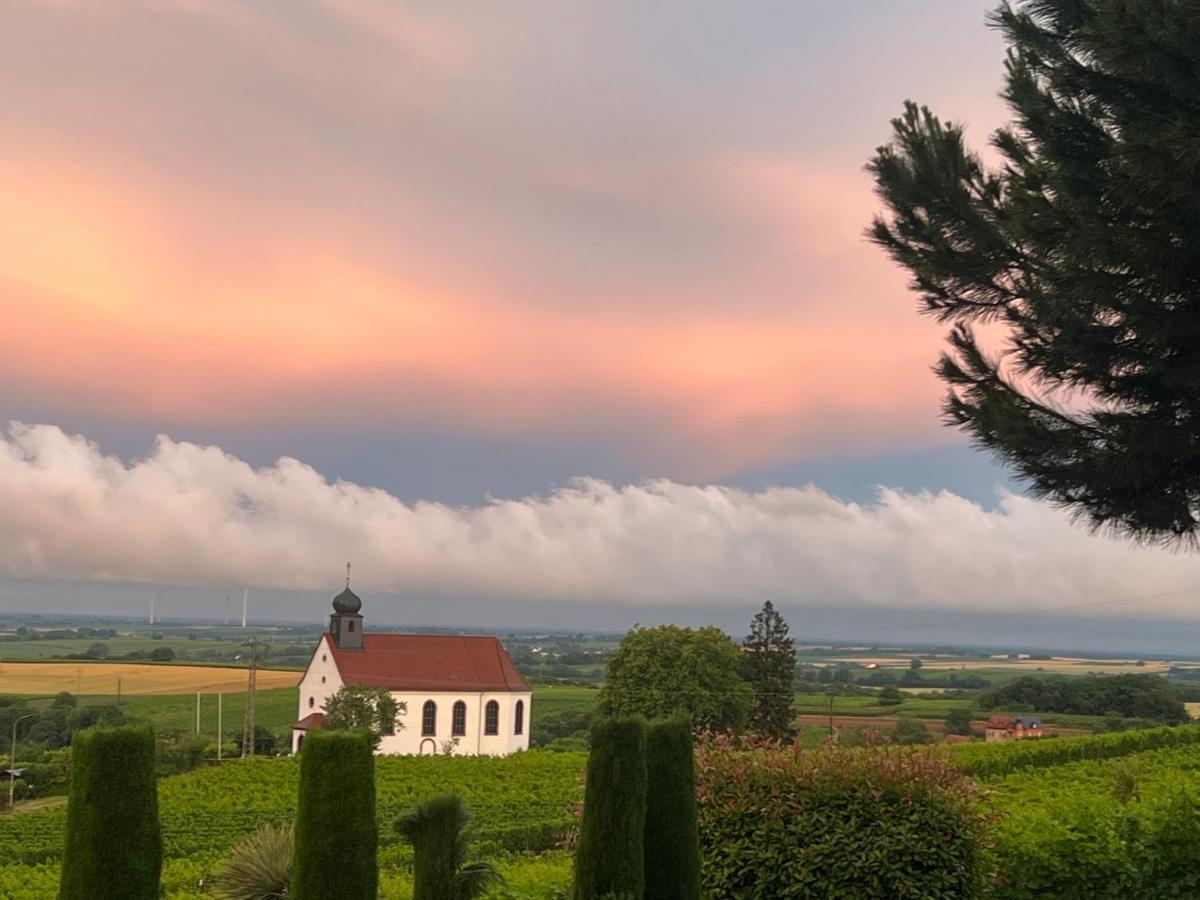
<box><xmin>985</xmin><ymin>715</ymin><xmax>1043</xmax><ymax>742</ymax></box>
<box><xmin>291</xmin><ymin>577</ymin><xmax>531</xmax><ymax>756</ymax></box>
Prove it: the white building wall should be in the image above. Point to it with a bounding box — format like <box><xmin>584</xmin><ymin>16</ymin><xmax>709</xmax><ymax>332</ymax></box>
<box><xmin>292</xmin><ymin>636</ymin><xmax>532</xmax><ymax>756</ymax></box>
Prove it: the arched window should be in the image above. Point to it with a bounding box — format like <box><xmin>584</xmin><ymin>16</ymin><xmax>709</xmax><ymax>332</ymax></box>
<box><xmin>308</xmin><ymin>696</ymin><xmax>315</xmax><ymax>709</ymax></box>
<box><xmin>348</xmin><ymin>620</ymin><xmax>355</xmax><ymax>632</ymax></box>
<box><xmin>514</xmin><ymin>699</ymin><xmax>524</xmax><ymax>736</ymax></box>
<box><xmin>452</xmin><ymin>701</ymin><xmax>467</xmax><ymax>737</ymax></box>
<box><xmin>484</xmin><ymin>700</ymin><xmax>499</xmax><ymax>736</ymax></box>
<box><xmin>422</xmin><ymin>700</ymin><xmax>437</xmax><ymax>736</ymax></box>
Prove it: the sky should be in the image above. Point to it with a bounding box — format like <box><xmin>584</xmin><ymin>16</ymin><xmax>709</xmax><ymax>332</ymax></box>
<box><xmin>3</xmin><ymin>1</ymin><xmax>1198</xmax><ymax>649</ymax></box>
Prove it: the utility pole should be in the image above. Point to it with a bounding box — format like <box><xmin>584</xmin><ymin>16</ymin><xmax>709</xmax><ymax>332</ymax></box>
<box><xmin>195</xmin><ymin>691</ymin><xmax>201</xmax><ymax>733</ymax></box>
<box><xmin>116</xmin><ymin>677</ymin><xmax>122</xmax><ymax>706</ymax></box>
<box><xmin>241</xmin><ymin>637</ymin><xmax>265</xmax><ymax>758</ymax></box>
<box><xmin>9</xmin><ymin>714</ymin><xmax>34</xmax><ymax>812</ymax></box>
<box><xmin>217</xmin><ymin>693</ymin><xmax>223</xmax><ymax>763</ymax></box>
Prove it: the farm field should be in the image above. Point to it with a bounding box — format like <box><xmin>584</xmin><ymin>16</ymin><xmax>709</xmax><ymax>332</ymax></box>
<box><xmin>0</xmin><ymin>636</ymin><xmax>240</xmax><ymax>660</ymax></box>
<box><xmin>824</xmin><ymin>655</ymin><xmax>1187</xmax><ymax>675</ymax></box>
<box><xmin>0</xmin><ymin>662</ymin><xmax>299</xmax><ymax>695</ymax></box>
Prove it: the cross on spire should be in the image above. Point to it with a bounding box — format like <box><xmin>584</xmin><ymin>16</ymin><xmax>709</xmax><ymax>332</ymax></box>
<box><xmin>345</xmin><ymin>561</ymin><xmax>351</xmax><ymax>588</ymax></box>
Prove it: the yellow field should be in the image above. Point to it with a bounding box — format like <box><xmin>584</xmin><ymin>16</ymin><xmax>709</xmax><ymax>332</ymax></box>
<box><xmin>0</xmin><ymin>662</ymin><xmax>299</xmax><ymax>695</ymax></box>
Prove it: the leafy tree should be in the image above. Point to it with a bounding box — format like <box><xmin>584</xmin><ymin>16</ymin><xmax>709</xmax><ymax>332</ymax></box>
<box><xmin>945</xmin><ymin>707</ymin><xmax>974</xmax><ymax>736</ymax></box>
<box><xmin>909</xmin><ymin>657</ymin><xmax>923</xmax><ymax>671</ymax></box>
<box><xmin>149</xmin><ymin>647</ymin><xmax>176</xmax><ymax>662</ymax></box>
<box><xmin>891</xmin><ymin>717</ymin><xmax>933</xmax><ymax>745</ymax></box>
<box><xmin>234</xmin><ymin>725</ymin><xmax>277</xmax><ymax>757</ymax></box>
<box><xmin>51</xmin><ymin>692</ymin><xmax>76</xmax><ymax>708</ymax></box>
<box><xmin>396</xmin><ymin>794</ymin><xmax>503</xmax><ymax>900</ymax></box>
<box><xmin>600</xmin><ymin>626</ymin><xmax>753</xmax><ymax>732</ymax></box>
<box><xmin>322</xmin><ymin>684</ymin><xmax>405</xmax><ymax>750</ymax></box>
<box><xmin>878</xmin><ymin>686</ymin><xmax>904</xmax><ymax>706</ymax></box>
<box><xmin>210</xmin><ymin>823</ymin><xmax>293</xmax><ymax>900</ymax></box>
<box><xmin>86</xmin><ymin>642</ymin><xmax>109</xmax><ymax>659</ymax></box>
<box><xmin>741</xmin><ymin>601</ymin><xmax>797</xmax><ymax>738</ymax></box>
<box><xmin>869</xmin><ymin>0</ymin><xmax>1200</xmax><ymax>543</ymax></box>
<box><xmin>58</xmin><ymin>725</ymin><xmax>162</xmax><ymax>899</ymax></box>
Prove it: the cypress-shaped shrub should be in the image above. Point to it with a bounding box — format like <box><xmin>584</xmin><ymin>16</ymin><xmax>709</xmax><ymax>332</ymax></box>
<box><xmin>574</xmin><ymin>716</ymin><xmax>648</xmax><ymax>900</ymax></box>
<box><xmin>290</xmin><ymin>729</ymin><xmax>378</xmax><ymax>900</ymax></box>
<box><xmin>58</xmin><ymin>724</ymin><xmax>161</xmax><ymax>900</ymax></box>
<box><xmin>644</xmin><ymin>717</ymin><xmax>699</xmax><ymax>900</ymax></box>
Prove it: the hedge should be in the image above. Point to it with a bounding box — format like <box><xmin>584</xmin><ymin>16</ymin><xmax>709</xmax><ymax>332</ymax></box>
<box><xmin>574</xmin><ymin>717</ymin><xmax>648</xmax><ymax>899</ymax></box>
<box><xmin>290</xmin><ymin>730</ymin><xmax>377</xmax><ymax>900</ymax></box>
<box><xmin>696</xmin><ymin>737</ymin><xmax>990</xmax><ymax>899</ymax></box>
<box><xmin>57</xmin><ymin>725</ymin><xmax>161</xmax><ymax>900</ymax></box>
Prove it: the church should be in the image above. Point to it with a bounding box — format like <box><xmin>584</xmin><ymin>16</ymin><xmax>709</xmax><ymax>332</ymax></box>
<box><xmin>291</xmin><ymin>575</ymin><xmax>531</xmax><ymax>756</ymax></box>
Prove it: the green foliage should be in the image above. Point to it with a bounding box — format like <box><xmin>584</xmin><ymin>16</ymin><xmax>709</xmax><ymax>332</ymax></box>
<box><xmin>600</xmin><ymin>625</ymin><xmax>753</xmax><ymax>732</ymax></box>
<box><xmin>868</xmin><ymin>0</ymin><xmax>1200</xmax><ymax>542</ymax></box>
<box><xmin>574</xmin><ymin>717</ymin><xmax>648</xmax><ymax>900</ymax></box>
<box><xmin>58</xmin><ymin>725</ymin><xmax>162</xmax><ymax>900</ymax></box>
<box><xmin>945</xmin><ymin>707</ymin><xmax>974</xmax><ymax>736</ymax></box>
<box><xmin>210</xmin><ymin>823</ymin><xmax>293</xmax><ymax>900</ymax></box>
<box><xmin>891</xmin><ymin>716</ymin><xmax>933</xmax><ymax>745</ymax></box>
<box><xmin>643</xmin><ymin>718</ymin><xmax>699</xmax><ymax>900</ymax></box>
<box><xmin>290</xmin><ymin>730</ymin><xmax>377</xmax><ymax>900</ymax></box>
<box><xmin>878</xmin><ymin>685</ymin><xmax>904</xmax><ymax>706</ymax></box>
<box><xmin>979</xmin><ymin>675</ymin><xmax>1187</xmax><ymax>723</ymax></box>
<box><xmin>396</xmin><ymin>794</ymin><xmax>504</xmax><ymax>900</ymax></box>
<box><xmin>741</xmin><ymin>601</ymin><xmax>796</xmax><ymax>739</ymax></box>
<box><xmin>696</xmin><ymin>737</ymin><xmax>990</xmax><ymax>899</ymax></box>
<box><xmin>950</xmin><ymin>724</ymin><xmax>1200</xmax><ymax>779</ymax></box>
<box><xmin>322</xmin><ymin>684</ymin><xmax>404</xmax><ymax>750</ymax></box>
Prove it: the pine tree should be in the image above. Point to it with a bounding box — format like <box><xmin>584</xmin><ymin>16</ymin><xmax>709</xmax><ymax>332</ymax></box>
<box><xmin>58</xmin><ymin>725</ymin><xmax>162</xmax><ymax>900</ymax></box>
<box><xmin>869</xmin><ymin>0</ymin><xmax>1200</xmax><ymax>545</ymax></box>
<box><xmin>741</xmin><ymin>601</ymin><xmax>796</xmax><ymax>738</ymax></box>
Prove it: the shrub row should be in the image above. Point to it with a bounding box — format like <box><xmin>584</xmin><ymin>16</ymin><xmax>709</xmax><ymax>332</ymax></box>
<box><xmin>951</xmin><ymin>724</ymin><xmax>1200</xmax><ymax>779</ymax></box>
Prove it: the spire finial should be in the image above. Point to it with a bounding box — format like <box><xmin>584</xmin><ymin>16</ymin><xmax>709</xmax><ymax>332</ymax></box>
<box><xmin>346</xmin><ymin>561</ymin><xmax>351</xmax><ymax>588</ymax></box>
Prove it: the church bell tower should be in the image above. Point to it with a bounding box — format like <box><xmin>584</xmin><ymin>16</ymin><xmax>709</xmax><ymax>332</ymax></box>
<box><xmin>329</xmin><ymin>562</ymin><xmax>364</xmax><ymax>650</ymax></box>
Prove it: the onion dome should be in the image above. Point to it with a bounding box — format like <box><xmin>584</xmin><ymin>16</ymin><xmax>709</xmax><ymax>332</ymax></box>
<box><xmin>333</xmin><ymin>585</ymin><xmax>361</xmax><ymax>614</ymax></box>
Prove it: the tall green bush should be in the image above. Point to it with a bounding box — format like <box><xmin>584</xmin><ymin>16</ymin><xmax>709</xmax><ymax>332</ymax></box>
<box><xmin>290</xmin><ymin>730</ymin><xmax>377</xmax><ymax>900</ymax></box>
<box><xmin>58</xmin><ymin>724</ymin><xmax>161</xmax><ymax>900</ymax></box>
<box><xmin>574</xmin><ymin>717</ymin><xmax>648</xmax><ymax>900</ymax></box>
<box><xmin>644</xmin><ymin>717</ymin><xmax>699</xmax><ymax>900</ymax></box>
<box><xmin>696</xmin><ymin>737</ymin><xmax>990</xmax><ymax>899</ymax></box>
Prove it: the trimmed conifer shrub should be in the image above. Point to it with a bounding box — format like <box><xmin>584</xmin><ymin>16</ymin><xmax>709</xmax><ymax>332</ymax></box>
<box><xmin>643</xmin><ymin>717</ymin><xmax>699</xmax><ymax>900</ymax></box>
<box><xmin>58</xmin><ymin>724</ymin><xmax>162</xmax><ymax>900</ymax></box>
<box><xmin>396</xmin><ymin>793</ymin><xmax>503</xmax><ymax>900</ymax></box>
<box><xmin>574</xmin><ymin>716</ymin><xmax>648</xmax><ymax>900</ymax></box>
<box><xmin>290</xmin><ymin>729</ymin><xmax>378</xmax><ymax>900</ymax></box>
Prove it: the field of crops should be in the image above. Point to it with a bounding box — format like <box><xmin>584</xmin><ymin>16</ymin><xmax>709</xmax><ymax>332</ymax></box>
<box><xmin>0</xmin><ymin>751</ymin><xmax>585</xmax><ymax>899</ymax></box>
<box><xmin>0</xmin><ymin>662</ymin><xmax>299</xmax><ymax>695</ymax></box>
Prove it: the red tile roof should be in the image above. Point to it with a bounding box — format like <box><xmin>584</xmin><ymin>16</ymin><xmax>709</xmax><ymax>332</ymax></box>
<box><xmin>326</xmin><ymin>633</ymin><xmax>530</xmax><ymax>692</ymax></box>
<box><xmin>986</xmin><ymin>716</ymin><xmax>1013</xmax><ymax>729</ymax></box>
<box><xmin>294</xmin><ymin>713</ymin><xmax>325</xmax><ymax>730</ymax></box>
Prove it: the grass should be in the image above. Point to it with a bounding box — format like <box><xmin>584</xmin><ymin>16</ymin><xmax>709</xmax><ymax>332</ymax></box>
<box><xmin>0</xmin><ymin>637</ymin><xmax>239</xmax><ymax>660</ymax></box>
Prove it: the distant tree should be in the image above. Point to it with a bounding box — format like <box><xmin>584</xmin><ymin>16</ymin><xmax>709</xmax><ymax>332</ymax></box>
<box><xmin>741</xmin><ymin>601</ymin><xmax>797</xmax><ymax>739</ymax></box>
<box><xmin>86</xmin><ymin>642</ymin><xmax>109</xmax><ymax>659</ymax></box>
<box><xmin>878</xmin><ymin>686</ymin><xmax>904</xmax><ymax>706</ymax></box>
<box><xmin>322</xmin><ymin>685</ymin><xmax>404</xmax><ymax>750</ymax></box>
<box><xmin>600</xmin><ymin>626</ymin><xmax>753</xmax><ymax>732</ymax></box>
<box><xmin>891</xmin><ymin>717</ymin><xmax>932</xmax><ymax>745</ymax></box>
<box><xmin>51</xmin><ymin>692</ymin><xmax>77</xmax><ymax>709</ymax></box>
<box><xmin>945</xmin><ymin>707</ymin><xmax>974</xmax><ymax>737</ymax></box>
<box><xmin>869</xmin><ymin>1</ymin><xmax>1200</xmax><ymax>543</ymax></box>
<box><xmin>149</xmin><ymin>647</ymin><xmax>175</xmax><ymax>662</ymax></box>
<box><xmin>909</xmin><ymin>657</ymin><xmax>923</xmax><ymax>671</ymax></box>
<box><xmin>234</xmin><ymin>725</ymin><xmax>277</xmax><ymax>757</ymax></box>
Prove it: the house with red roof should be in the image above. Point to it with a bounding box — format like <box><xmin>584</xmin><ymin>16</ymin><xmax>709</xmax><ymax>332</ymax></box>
<box><xmin>291</xmin><ymin>577</ymin><xmax>531</xmax><ymax>756</ymax></box>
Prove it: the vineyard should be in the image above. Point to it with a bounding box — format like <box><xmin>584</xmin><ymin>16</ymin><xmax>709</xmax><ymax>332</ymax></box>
<box><xmin>7</xmin><ymin>728</ymin><xmax>1200</xmax><ymax>898</ymax></box>
<box><xmin>0</xmin><ymin>751</ymin><xmax>585</xmax><ymax>899</ymax></box>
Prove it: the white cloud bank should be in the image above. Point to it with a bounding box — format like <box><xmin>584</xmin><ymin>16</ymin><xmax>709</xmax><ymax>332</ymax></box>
<box><xmin>1</xmin><ymin>422</ymin><xmax>1197</xmax><ymax>619</ymax></box>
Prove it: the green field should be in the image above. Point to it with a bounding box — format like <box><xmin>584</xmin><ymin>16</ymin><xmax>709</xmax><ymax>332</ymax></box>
<box><xmin>0</xmin><ymin>636</ymin><xmax>246</xmax><ymax>660</ymax></box>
